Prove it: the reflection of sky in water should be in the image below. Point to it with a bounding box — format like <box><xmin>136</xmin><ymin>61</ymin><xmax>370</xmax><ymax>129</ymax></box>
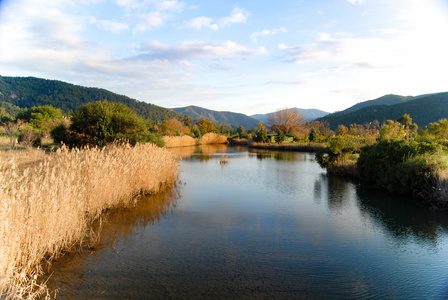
<box><xmin>47</xmin><ymin>146</ymin><xmax>448</xmax><ymax>299</ymax></box>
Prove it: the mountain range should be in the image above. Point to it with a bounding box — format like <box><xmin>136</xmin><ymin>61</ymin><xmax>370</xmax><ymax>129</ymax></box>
<box><xmin>1</xmin><ymin>76</ymin><xmax>447</xmax><ymax>130</ymax></box>
<box><xmin>318</xmin><ymin>92</ymin><xmax>448</xmax><ymax>129</ymax></box>
<box><xmin>171</xmin><ymin>106</ymin><xmax>260</xmax><ymax>129</ymax></box>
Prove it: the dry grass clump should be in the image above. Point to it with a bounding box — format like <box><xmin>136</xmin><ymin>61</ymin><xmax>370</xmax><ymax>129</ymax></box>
<box><xmin>163</xmin><ymin>135</ymin><xmax>198</xmax><ymax>148</ymax></box>
<box><xmin>0</xmin><ymin>142</ymin><xmax>180</xmax><ymax>299</ymax></box>
<box><xmin>199</xmin><ymin>133</ymin><xmax>228</xmax><ymax>145</ymax></box>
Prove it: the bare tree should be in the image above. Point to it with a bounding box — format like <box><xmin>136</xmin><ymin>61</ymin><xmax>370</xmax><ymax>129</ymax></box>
<box><xmin>267</xmin><ymin>108</ymin><xmax>307</xmax><ymax>137</ymax></box>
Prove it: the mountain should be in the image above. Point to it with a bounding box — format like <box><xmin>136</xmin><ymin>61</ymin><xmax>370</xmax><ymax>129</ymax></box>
<box><xmin>0</xmin><ymin>76</ymin><xmax>183</xmax><ymax>122</ymax></box>
<box><xmin>250</xmin><ymin>108</ymin><xmax>329</xmax><ymax>124</ymax></box>
<box><xmin>318</xmin><ymin>92</ymin><xmax>448</xmax><ymax>129</ymax></box>
<box><xmin>341</xmin><ymin>94</ymin><xmax>412</xmax><ymax>114</ymax></box>
<box><xmin>172</xmin><ymin>105</ymin><xmax>260</xmax><ymax>129</ymax></box>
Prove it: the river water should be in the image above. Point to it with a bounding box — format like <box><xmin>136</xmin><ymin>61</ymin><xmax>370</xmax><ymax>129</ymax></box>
<box><xmin>47</xmin><ymin>145</ymin><xmax>448</xmax><ymax>299</ymax></box>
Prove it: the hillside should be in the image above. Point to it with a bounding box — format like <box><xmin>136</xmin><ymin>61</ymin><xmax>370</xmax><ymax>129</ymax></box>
<box><xmin>319</xmin><ymin>92</ymin><xmax>448</xmax><ymax>129</ymax></box>
<box><xmin>0</xmin><ymin>76</ymin><xmax>183</xmax><ymax>122</ymax></box>
<box><xmin>341</xmin><ymin>94</ymin><xmax>412</xmax><ymax>114</ymax></box>
<box><xmin>251</xmin><ymin>108</ymin><xmax>329</xmax><ymax>124</ymax></box>
<box><xmin>172</xmin><ymin>105</ymin><xmax>260</xmax><ymax>129</ymax></box>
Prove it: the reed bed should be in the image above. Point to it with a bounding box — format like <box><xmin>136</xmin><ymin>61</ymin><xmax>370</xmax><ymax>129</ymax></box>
<box><xmin>163</xmin><ymin>135</ymin><xmax>198</xmax><ymax>148</ymax></box>
<box><xmin>199</xmin><ymin>133</ymin><xmax>228</xmax><ymax>145</ymax></box>
<box><xmin>0</xmin><ymin>142</ymin><xmax>180</xmax><ymax>299</ymax></box>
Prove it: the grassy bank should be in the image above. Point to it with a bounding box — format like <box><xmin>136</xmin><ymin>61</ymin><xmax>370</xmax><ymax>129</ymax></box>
<box><xmin>0</xmin><ymin>142</ymin><xmax>180</xmax><ymax>299</ymax></box>
<box><xmin>230</xmin><ymin>138</ymin><xmax>327</xmax><ymax>152</ymax></box>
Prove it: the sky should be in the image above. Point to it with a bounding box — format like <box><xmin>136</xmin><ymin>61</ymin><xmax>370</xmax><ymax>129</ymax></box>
<box><xmin>0</xmin><ymin>0</ymin><xmax>448</xmax><ymax>115</ymax></box>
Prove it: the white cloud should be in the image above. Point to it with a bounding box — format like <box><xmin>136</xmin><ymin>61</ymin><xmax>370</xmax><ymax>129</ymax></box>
<box><xmin>218</xmin><ymin>7</ymin><xmax>249</xmax><ymax>27</ymax></box>
<box><xmin>91</xmin><ymin>18</ymin><xmax>130</xmax><ymax>33</ymax></box>
<box><xmin>135</xmin><ymin>40</ymin><xmax>266</xmax><ymax>61</ymax></box>
<box><xmin>133</xmin><ymin>11</ymin><xmax>169</xmax><ymax>33</ymax></box>
<box><xmin>184</xmin><ymin>7</ymin><xmax>249</xmax><ymax>31</ymax></box>
<box><xmin>184</xmin><ymin>16</ymin><xmax>218</xmax><ymax>30</ymax></box>
<box><xmin>346</xmin><ymin>0</ymin><xmax>366</xmax><ymax>4</ymax></box>
<box><xmin>251</xmin><ymin>28</ymin><xmax>287</xmax><ymax>42</ymax></box>
<box><xmin>154</xmin><ymin>0</ymin><xmax>185</xmax><ymax>12</ymax></box>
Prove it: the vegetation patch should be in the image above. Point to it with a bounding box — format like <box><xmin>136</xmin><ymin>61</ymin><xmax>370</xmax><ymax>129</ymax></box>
<box><xmin>0</xmin><ymin>142</ymin><xmax>180</xmax><ymax>299</ymax></box>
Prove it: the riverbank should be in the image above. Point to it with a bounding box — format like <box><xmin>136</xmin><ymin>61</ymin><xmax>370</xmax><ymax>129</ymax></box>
<box><xmin>0</xmin><ymin>142</ymin><xmax>180</xmax><ymax>299</ymax></box>
<box><xmin>230</xmin><ymin>138</ymin><xmax>327</xmax><ymax>152</ymax></box>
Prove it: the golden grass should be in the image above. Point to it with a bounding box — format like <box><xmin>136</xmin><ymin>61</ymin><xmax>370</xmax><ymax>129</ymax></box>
<box><xmin>163</xmin><ymin>133</ymin><xmax>228</xmax><ymax>148</ymax></box>
<box><xmin>199</xmin><ymin>133</ymin><xmax>228</xmax><ymax>145</ymax></box>
<box><xmin>0</xmin><ymin>142</ymin><xmax>180</xmax><ymax>299</ymax></box>
<box><xmin>163</xmin><ymin>135</ymin><xmax>198</xmax><ymax>148</ymax></box>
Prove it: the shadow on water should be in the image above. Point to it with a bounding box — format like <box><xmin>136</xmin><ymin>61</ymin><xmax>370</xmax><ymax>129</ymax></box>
<box><xmin>314</xmin><ymin>173</ymin><xmax>448</xmax><ymax>244</ymax></box>
<box><xmin>44</xmin><ymin>183</ymin><xmax>181</xmax><ymax>298</ymax></box>
<box><xmin>356</xmin><ymin>185</ymin><xmax>448</xmax><ymax>244</ymax></box>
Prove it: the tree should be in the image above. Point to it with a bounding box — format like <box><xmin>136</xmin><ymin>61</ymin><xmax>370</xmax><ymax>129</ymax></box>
<box><xmin>428</xmin><ymin>119</ymin><xmax>448</xmax><ymax>142</ymax></box>
<box><xmin>254</xmin><ymin>122</ymin><xmax>267</xmax><ymax>142</ymax></box>
<box><xmin>267</xmin><ymin>108</ymin><xmax>307</xmax><ymax>137</ymax></box>
<box><xmin>276</xmin><ymin>130</ymin><xmax>286</xmax><ymax>143</ymax></box>
<box><xmin>16</xmin><ymin>105</ymin><xmax>63</xmax><ymax>130</ymax></box>
<box><xmin>52</xmin><ymin>100</ymin><xmax>163</xmax><ymax>147</ymax></box>
<box><xmin>197</xmin><ymin>118</ymin><xmax>218</xmax><ymax>134</ymax></box>
<box><xmin>397</xmin><ymin>113</ymin><xmax>418</xmax><ymax>139</ymax></box>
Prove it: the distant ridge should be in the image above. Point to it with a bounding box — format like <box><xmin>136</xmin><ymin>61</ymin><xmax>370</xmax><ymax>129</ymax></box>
<box><xmin>0</xmin><ymin>76</ymin><xmax>183</xmax><ymax>122</ymax></box>
<box><xmin>342</xmin><ymin>94</ymin><xmax>412</xmax><ymax>114</ymax></box>
<box><xmin>318</xmin><ymin>92</ymin><xmax>448</xmax><ymax>129</ymax></box>
<box><xmin>172</xmin><ymin>105</ymin><xmax>260</xmax><ymax>129</ymax></box>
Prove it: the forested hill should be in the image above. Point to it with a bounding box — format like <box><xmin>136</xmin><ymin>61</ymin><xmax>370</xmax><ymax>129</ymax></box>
<box><xmin>319</xmin><ymin>92</ymin><xmax>448</xmax><ymax>130</ymax></box>
<box><xmin>341</xmin><ymin>94</ymin><xmax>413</xmax><ymax>114</ymax></box>
<box><xmin>0</xmin><ymin>76</ymin><xmax>183</xmax><ymax>122</ymax></box>
<box><xmin>172</xmin><ymin>105</ymin><xmax>260</xmax><ymax>129</ymax></box>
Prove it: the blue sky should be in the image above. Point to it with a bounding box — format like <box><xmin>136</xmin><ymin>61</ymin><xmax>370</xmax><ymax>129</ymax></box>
<box><xmin>0</xmin><ymin>0</ymin><xmax>447</xmax><ymax>115</ymax></box>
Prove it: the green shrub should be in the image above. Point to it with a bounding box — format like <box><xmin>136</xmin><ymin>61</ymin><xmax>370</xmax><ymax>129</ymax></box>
<box><xmin>357</xmin><ymin>139</ymin><xmax>446</xmax><ymax>196</ymax></box>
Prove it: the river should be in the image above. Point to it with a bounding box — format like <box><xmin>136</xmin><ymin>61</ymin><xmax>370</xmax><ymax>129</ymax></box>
<box><xmin>46</xmin><ymin>145</ymin><xmax>448</xmax><ymax>299</ymax></box>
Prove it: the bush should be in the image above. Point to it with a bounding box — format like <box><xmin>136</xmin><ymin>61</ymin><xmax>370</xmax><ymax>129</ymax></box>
<box><xmin>51</xmin><ymin>101</ymin><xmax>161</xmax><ymax>147</ymax></box>
<box><xmin>357</xmin><ymin>139</ymin><xmax>446</xmax><ymax>196</ymax></box>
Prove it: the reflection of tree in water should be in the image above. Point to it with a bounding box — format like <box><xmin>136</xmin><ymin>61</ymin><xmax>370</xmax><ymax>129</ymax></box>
<box><xmin>44</xmin><ymin>183</ymin><xmax>181</xmax><ymax>297</ymax></box>
<box><xmin>249</xmin><ymin>149</ymin><xmax>305</xmax><ymax>162</ymax></box>
<box><xmin>314</xmin><ymin>174</ymin><xmax>354</xmax><ymax>211</ymax></box>
<box><xmin>356</xmin><ymin>186</ymin><xmax>448</xmax><ymax>244</ymax></box>
<box><xmin>184</xmin><ymin>144</ymin><xmax>230</xmax><ymax>162</ymax></box>
<box><xmin>314</xmin><ymin>174</ymin><xmax>448</xmax><ymax>244</ymax></box>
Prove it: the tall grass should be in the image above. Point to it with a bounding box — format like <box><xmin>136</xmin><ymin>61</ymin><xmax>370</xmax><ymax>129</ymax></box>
<box><xmin>0</xmin><ymin>142</ymin><xmax>180</xmax><ymax>299</ymax></box>
<box><xmin>163</xmin><ymin>135</ymin><xmax>198</xmax><ymax>148</ymax></box>
<box><xmin>199</xmin><ymin>133</ymin><xmax>228</xmax><ymax>145</ymax></box>
<box><xmin>163</xmin><ymin>133</ymin><xmax>228</xmax><ymax>148</ymax></box>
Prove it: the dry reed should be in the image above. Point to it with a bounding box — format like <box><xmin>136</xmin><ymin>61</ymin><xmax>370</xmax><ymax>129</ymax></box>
<box><xmin>163</xmin><ymin>135</ymin><xmax>198</xmax><ymax>148</ymax></box>
<box><xmin>199</xmin><ymin>133</ymin><xmax>228</xmax><ymax>145</ymax></box>
<box><xmin>0</xmin><ymin>142</ymin><xmax>180</xmax><ymax>299</ymax></box>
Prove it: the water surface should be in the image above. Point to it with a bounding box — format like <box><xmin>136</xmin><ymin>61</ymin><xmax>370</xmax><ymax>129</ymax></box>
<box><xmin>47</xmin><ymin>145</ymin><xmax>448</xmax><ymax>299</ymax></box>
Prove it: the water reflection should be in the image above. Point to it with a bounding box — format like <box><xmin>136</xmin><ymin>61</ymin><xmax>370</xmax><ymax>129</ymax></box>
<box><xmin>45</xmin><ymin>184</ymin><xmax>181</xmax><ymax>298</ymax></box>
<box><xmin>356</xmin><ymin>186</ymin><xmax>448</xmax><ymax>244</ymax></box>
<box><xmin>46</xmin><ymin>145</ymin><xmax>448</xmax><ymax>299</ymax></box>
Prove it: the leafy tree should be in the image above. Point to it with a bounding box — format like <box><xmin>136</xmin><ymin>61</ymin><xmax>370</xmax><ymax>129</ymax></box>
<box><xmin>52</xmin><ymin>100</ymin><xmax>163</xmax><ymax>147</ymax></box>
<box><xmin>309</xmin><ymin>128</ymin><xmax>318</xmax><ymax>142</ymax></box>
<box><xmin>267</xmin><ymin>108</ymin><xmax>307</xmax><ymax>137</ymax></box>
<box><xmin>336</xmin><ymin>125</ymin><xmax>348</xmax><ymax>136</ymax></box>
<box><xmin>15</xmin><ymin>105</ymin><xmax>63</xmax><ymax>137</ymax></box>
<box><xmin>183</xmin><ymin>115</ymin><xmax>192</xmax><ymax>129</ymax></box>
<box><xmin>428</xmin><ymin>119</ymin><xmax>448</xmax><ymax>143</ymax></box>
<box><xmin>397</xmin><ymin>113</ymin><xmax>418</xmax><ymax>139</ymax></box>
<box><xmin>276</xmin><ymin>130</ymin><xmax>286</xmax><ymax>143</ymax></box>
<box><xmin>161</xmin><ymin>118</ymin><xmax>190</xmax><ymax>136</ymax></box>
<box><xmin>197</xmin><ymin>118</ymin><xmax>218</xmax><ymax>134</ymax></box>
<box><xmin>254</xmin><ymin>122</ymin><xmax>267</xmax><ymax>142</ymax></box>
